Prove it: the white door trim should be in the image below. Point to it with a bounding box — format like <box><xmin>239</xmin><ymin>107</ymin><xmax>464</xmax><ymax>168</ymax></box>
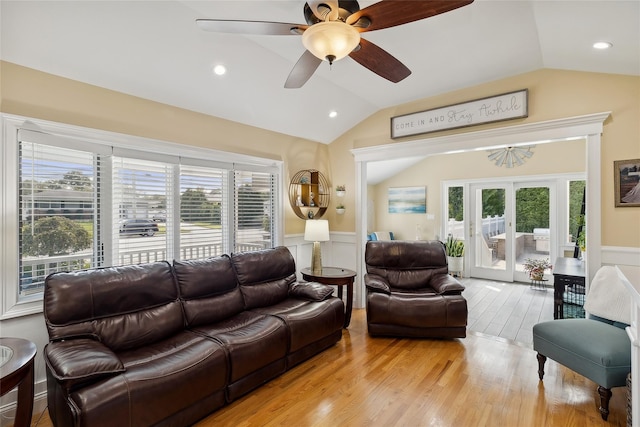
<box><xmin>352</xmin><ymin>111</ymin><xmax>609</xmax><ymax>308</ymax></box>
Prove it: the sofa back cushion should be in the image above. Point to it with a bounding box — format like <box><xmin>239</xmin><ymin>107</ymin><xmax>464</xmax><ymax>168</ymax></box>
<box><xmin>44</xmin><ymin>262</ymin><xmax>183</xmax><ymax>351</ymax></box>
<box><xmin>173</xmin><ymin>255</ymin><xmax>244</xmax><ymax>326</ymax></box>
<box><xmin>231</xmin><ymin>246</ymin><xmax>295</xmax><ymax>309</ymax></box>
<box><xmin>365</xmin><ymin>240</ymin><xmax>450</xmax><ymax>290</ymax></box>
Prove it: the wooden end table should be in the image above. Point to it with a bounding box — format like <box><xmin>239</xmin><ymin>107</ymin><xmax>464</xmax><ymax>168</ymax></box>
<box><xmin>0</xmin><ymin>337</ymin><xmax>37</xmax><ymax>427</ymax></box>
<box><xmin>301</xmin><ymin>267</ymin><xmax>356</xmax><ymax>328</ymax></box>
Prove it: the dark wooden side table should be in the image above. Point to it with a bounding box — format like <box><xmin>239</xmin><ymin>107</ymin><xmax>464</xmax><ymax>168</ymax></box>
<box><xmin>301</xmin><ymin>267</ymin><xmax>356</xmax><ymax>328</ymax></box>
<box><xmin>0</xmin><ymin>337</ymin><xmax>37</xmax><ymax>427</ymax></box>
<box><xmin>552</xmin><ymin>257</ymin><xmax>586</xmax><ymax>319</ymax></box>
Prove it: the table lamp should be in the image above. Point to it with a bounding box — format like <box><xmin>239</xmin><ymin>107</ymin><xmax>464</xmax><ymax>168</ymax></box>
<box><xmin>304</xmin><ymin>219</ymin><xmax>330</xmax><ymax>274</ymax></box>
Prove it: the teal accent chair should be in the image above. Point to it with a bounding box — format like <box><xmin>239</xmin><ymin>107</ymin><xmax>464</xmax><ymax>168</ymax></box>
<box><xmin>533</xmin><ymin>266</ymin><xmax>631</xmax><ymax>421</ymax></box>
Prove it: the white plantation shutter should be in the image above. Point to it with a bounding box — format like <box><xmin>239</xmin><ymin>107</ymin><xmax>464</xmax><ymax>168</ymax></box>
<box><xmin>178</xmin><ymin>164</ymin><xmax>227</xmax><ymax>260</ymax></box>
<box><xmin>112</xmin><ymin>156</ymin><xmax>173</xmax><ymax>266</ymax></box>
<box><xmin>233</xmin><ymin>169</ymin><xmax>275</xmax><ymax>253</ymax></box>
<box><xmin>18</xmin><ymin>141</ymin><xmax>98</xmax><ymax>298</ymax></box>
<box><xmin>5</xmin><ymin>119</ymin><xmax>282</xmax><ymax>313</ymax></box>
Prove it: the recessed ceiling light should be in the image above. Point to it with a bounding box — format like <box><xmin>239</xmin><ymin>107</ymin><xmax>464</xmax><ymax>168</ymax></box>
<box><xmin>593</xmin><ymin>41</ymin><xmax>612</xmax><ymax>50</ymax></box>
<box><xmin>329</xmin><ymin>110</ymin><xmax>338</xmax><ymax>118</ymax></box>
<box><xmin>213</xmin><ymin>65</ymin><xmax>226</xmax><ymax>76</ymax></box>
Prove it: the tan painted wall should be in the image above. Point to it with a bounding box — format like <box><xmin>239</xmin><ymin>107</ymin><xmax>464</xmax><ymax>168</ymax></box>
<box><xmin>2</xmin><ymin>63</ymin><xmax>638</xmax><ymax>244</ymax></box>
<box><xmin>370</xmin><ymin>139</ymin><xmax>586</xmax><ymax>241</ymax></box>
<box><xmin>328</xmin><ymin>69</ymin><xmax>640</xmax><ymax>248</ymax></box>
<box><xmin>0</xmin><ymin>61</ymin><xmax>327</xmax><ymax>234</ymax></box>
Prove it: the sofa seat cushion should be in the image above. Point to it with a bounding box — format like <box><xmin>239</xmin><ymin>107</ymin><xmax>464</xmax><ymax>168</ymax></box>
<box><xmin>69</xmin><ymin>331</ymin><xmax>227</xmax><ymax>427</ymax></box>
<box><xmin>533</xmin><ymin>319</ymin><xmax>631</xmax><ymax>388</ymax></box>
<box><xmin>252</xmin><ymin>297</ymin><xmax>344</xmax><ymax>353</ymax></box>
<box><xmin>191</xmin><ymin>311</ymin><xmax>287</xmax><ymax>383</ymax></box>
<box><xmin>367</xmin><ymin>292</ymin><xmax>467</xmax><ymax>328</ymax></box>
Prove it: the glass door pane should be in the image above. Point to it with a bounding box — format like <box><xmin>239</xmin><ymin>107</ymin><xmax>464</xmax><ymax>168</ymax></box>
<box><xmin>515</xmin><ymin>185</ymin><xmax>552</xmax><ymax>281</ymax></box>
<box><xmin>470</xmin><ymin>184</ymin><xmax>511</xmax><ymax>281</ymax></box>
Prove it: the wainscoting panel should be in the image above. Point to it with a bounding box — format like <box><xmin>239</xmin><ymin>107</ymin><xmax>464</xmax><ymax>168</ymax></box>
<box><xmin>602</xmin><ymin>245</ymin><xmax>640</xmax><ymax>268</ymax></box>
<box><xmin>284</xmin><ymin>232</ymin><xmax>359</xmax><ymax>306</ymax></box>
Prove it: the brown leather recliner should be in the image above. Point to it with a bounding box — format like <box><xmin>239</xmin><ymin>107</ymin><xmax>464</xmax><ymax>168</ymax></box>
<box><xmin>364</xmin><ymin>240</ymin><xmax>468</xmax><ymax>338</ymax></box>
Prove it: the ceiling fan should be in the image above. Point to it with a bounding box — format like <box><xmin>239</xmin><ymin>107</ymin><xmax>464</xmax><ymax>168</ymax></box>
<box><xmin>196</xmin><ymin>0</ymin><xmax>474</xmax><ymax>88</ymax></box>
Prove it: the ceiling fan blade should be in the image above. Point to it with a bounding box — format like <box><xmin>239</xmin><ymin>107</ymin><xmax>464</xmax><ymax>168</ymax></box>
<box><xmin>349</xmin><ymin>38</ymin><xmax>411</xmax><ymax>83</ymax></box>
<box><xmin>308</xmin><ymin>1</ymin><xmax>339</xmax><ymax>21</ymax></box>
<box><xmin>196</xmin><ymin>19</ymin><xmax>307</xmax><ymax>36</ymax></box>
<box><xmin>284</xmin><ymin>50</ymin><xmax>323</xmax><ymax>88</ymax></box>
<box><xmin>346</xmin><ymin>0</ymin><xmax>474</xmax><ymax>31</ymax></box>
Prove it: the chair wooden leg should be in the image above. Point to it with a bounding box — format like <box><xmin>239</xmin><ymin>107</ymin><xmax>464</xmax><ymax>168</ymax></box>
<box><xmin>597</xmin><ymin>385</ymin><xmax>612</xmax><ymax>421</ymax></box>
<box><xmin>536</xmin><ymin>353</ymin><xmax>547</xmax><ymax>380</ymax></box>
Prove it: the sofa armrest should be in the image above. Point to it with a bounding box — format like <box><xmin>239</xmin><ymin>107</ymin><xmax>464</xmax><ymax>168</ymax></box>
<box><xmin>44</xmin><ymin>338</ymin><xmax>125</xmax><ymax>392</ymax></box>
<box><xmin>290</xmin><ymin>282</ymin><xmax>335</xmax><ymax>301</ymax></box>
<box><xmin>429</xmin><ymin>274</ymin><xmax>465</xmax><ymax>295</ymax></box>
<box><xmin>364</xmin><ymin>274</ymin><xmax>391</xmax><ymax>294</ymax></box>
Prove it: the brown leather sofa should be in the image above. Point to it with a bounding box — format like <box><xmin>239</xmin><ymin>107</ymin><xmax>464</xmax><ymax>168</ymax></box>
<box><xmin>43</xmin><ymin>247</ymin><xmax>344</xmax><ymax>427</ymax></box>
<box><xmin>364</xmin><ymin>240</ymin><xmax>467</xmax><ymax>338</ymax></box>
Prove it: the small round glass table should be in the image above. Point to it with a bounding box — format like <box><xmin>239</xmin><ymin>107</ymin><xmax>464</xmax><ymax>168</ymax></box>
<box><xmin>0</xmin><ymin>338</ymin><xmax>37</xmax><ymax>427</ymax></box>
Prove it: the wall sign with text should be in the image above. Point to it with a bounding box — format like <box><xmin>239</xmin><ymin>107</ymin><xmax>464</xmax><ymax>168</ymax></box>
<box><xmin>390</xmin><ymin>89</ymin><xmax>528</xmax><ymax>139</ymax></box>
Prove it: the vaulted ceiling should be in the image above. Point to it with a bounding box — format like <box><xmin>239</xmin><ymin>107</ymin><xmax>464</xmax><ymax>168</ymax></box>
<box><xmin>1</xmin><ymin>1</ymin><xmax>638</xmax><ymax>144</ymax></box>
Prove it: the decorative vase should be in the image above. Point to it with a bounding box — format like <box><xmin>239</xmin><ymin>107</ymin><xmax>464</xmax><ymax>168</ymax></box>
<box><xmin>447</xmin><ymin>256</ymin><xmax>463</xmax><ymax>273</ymax></box>
<box><xmin>336</xmin><ymin>208</ymin><xmax>345</xmax><ymax>215</ymax></box>
<box><xmin>336</xmin><ymin>190</ymin><xmax>345</xmax><ymax>197</ymax></box>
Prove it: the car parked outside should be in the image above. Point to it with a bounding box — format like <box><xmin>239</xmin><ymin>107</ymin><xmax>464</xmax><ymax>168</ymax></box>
<box><xmin>119</xmin><ymin>219</ymin><xmax>159</xmax><ymax>236</ymax></box>
<box><xmin>152</xmin><ymin>211</ymin><xmax>166</xmax><ymax>222</ymax></box>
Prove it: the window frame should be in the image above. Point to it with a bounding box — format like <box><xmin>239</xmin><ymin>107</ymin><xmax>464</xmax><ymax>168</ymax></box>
<box><xmin>1</xmin><ymin>113</ymin><xmax>283</xmax><ymax>319</ymax></box>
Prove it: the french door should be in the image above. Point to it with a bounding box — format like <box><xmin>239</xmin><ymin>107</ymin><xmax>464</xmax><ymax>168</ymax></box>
<box><xmin>513</xmin><ymin>182</ymin><xmax>554</xmax><ymax>282</ymax></box>
<box><xmin>468</xmin><ymin>181</ymin><xmax>554</xmax><ymax>282</ymax></box>
<box><xmin>469</xmin><ymin>183</ymin><xmax>512</xmax><ymax>281</ymax></box>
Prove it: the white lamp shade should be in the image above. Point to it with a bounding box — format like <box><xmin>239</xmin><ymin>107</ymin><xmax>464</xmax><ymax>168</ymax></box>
<box><xmin>304</xmin><ymin>219</ymin><xmax>330</xmax><ymax>242</ymax></box>
<box><xmin>302</xmin><ymin>21</ymin><xmax>360</xmax><ymax>62</ymax></box>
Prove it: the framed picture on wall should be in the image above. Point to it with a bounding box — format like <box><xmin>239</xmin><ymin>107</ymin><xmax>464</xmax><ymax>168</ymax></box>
<box><xmin>614</xmin><ymin>158</ymin><xmax>640</xmax><ymax>207</ymax></box>
<box><xmin>388</xmin><ymin>186</ymin><xmax>427</xmax><ymax>214</ymax></box>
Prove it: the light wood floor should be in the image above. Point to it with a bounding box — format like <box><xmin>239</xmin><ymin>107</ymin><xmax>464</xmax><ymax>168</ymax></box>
<box><xmin>32</xmin><ymin>308</ymin><xmax>627</xmax><ymax>427</ymax></box>
<box><xmin>462</xmin><ymin>277</ymin><xmax>555</xmax><ymax>346</ymax></box>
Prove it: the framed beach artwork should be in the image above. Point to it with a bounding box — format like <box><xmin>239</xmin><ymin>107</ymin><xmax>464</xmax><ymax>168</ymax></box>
<box><xmin>388</xmin><ymin>186</ymin><xmax>427</xmax><ymax>214</ymax></box>
<box><xmin>614</xmin><ymin>158</ymin><xmax>640</xmax><ymax>207</ymax></box>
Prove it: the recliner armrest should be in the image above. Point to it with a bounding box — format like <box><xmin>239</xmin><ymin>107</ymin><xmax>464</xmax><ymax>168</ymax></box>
<box><xmin>364</xmin><ymin>274</ymin><xmax>391</xmax><ymax>294</ymax></box>
<box><xmin>44</xmin><ymin>338</ymin><xmax>125</xmax><ymax>392</ymax></box>
<box><xmin>429</xmin><ymin>274</ymin><xmax>465</xmax><ymax>295</ymax></box>
<box><xmin>289</xmin><ymin>281</ymin><xmax>335</xmax><ymax>301</ymax></box>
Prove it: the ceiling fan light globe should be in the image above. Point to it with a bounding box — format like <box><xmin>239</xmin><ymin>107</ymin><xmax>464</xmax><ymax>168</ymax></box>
<box><xmin>302</xmin><ymin>21</ymin><xmax>360</xmax><ymax>63</ymax></box>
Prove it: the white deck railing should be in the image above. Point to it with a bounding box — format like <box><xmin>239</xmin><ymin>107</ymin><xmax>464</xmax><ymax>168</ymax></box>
<box><xmin>20</xmin><ymin>240</ymin><xmax>271</xmax><ymax>297</ymax></box>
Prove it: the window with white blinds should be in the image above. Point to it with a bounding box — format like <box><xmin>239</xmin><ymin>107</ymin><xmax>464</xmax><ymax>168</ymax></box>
<box><xmin>6</xmin><ymin>119</ymin><xmax>281</xmax><ymax>314</ymax></box>
<box><xmin>19</xmin><ymin>142</ymin><xmax>98</xmax><ymax>298</ymax></box>
<box><xmin>112</xmin><ymin>156</ymin><xmax>173</xmax><ymax>266</ymax></box>
<box><xmin>179</xmin><ymin>164</ymin><xmax>227</xmax><ymax>259</ymax></box>
<box><xmin>233</xmin><ymin>170</ymin><xmax>274</xmax><ymax>253</ymax></box>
